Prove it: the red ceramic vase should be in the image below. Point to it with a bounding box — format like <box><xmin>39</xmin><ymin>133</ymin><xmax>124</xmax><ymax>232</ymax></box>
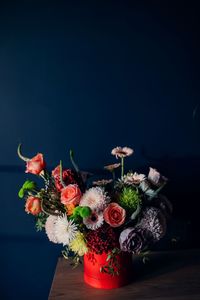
<box><xmin>84</xmin><ymin>251</ymin><xmax>133</xmax><ymax>289</ymax></box>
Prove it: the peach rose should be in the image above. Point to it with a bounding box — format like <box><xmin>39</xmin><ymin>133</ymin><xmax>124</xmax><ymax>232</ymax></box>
<box><xmin>25</xmin><ymin>196</ymin><xmax>42</xmax><ymax>215</ymax></box>
<box><xmin>25</xmin><ymin>153</ymin><xmax>45</xmax><ymax>175</ymax></box>
<box><xmin>103</xmin><ymin>202</ymin><xmax>126</xmax><ymax>227</ymax></box>
<box><xmin>61</xmin><ymin>184</ymin><xmax>82</xmax><ymax>206</ymax></box>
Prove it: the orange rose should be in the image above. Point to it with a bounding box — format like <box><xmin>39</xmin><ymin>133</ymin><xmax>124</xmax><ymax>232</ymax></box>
<box><xmin>25</xmin><ymin>153</ymin><xmax>45</xmax><ymax>175</ymax></box>
<box><xmin>61</xmin><ymin>184</ymin><xmax>82</xmax><ymax>206</ymax></box>
<box><xmin>103</xmin><ymin>202</ymin><xmax>126</xmax><ymax>227</ymax></box>
<box><xmin>25</xmin><ymin>196</ymin><xmax>42</xmax><ymax>215</ymax></box>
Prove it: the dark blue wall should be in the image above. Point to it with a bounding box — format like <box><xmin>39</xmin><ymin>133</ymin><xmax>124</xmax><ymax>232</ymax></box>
<box><xmin>0</xmin><ymin>1</ymin><xmax>199</xmax><ymax>299</ymax></box>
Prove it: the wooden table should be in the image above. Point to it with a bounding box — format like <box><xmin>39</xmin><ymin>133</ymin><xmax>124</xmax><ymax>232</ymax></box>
<box><xmin>48</xmin><ymin>249</ymin><xmax>200</xmax><ymax>300</ymax></box>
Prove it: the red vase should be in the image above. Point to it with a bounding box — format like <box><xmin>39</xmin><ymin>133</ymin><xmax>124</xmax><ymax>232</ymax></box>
<box><xmin>84</xmin><ymin>251</ymin><xmax>133</xmax><ymax>289</ymax></box>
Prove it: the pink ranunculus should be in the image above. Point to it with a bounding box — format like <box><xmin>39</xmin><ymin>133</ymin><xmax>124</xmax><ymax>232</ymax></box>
<box><xmin>25</xmin><ymin>153</ymin><xmax>45</xmax><ymax>175</ymax></box>
<box><xmin>61</xmin><ymin>184</ymin><xmax>82</xmax><ymax>206</ymax></box>
<box><xmin>25</xmin><ymin>196</ymin><xmax>42</xmax><ymax>215</ymax></box>
<box><xmin>103</xmin><ymin>202</ymin><xmax>126</xmax><ymax>227</ymax></box>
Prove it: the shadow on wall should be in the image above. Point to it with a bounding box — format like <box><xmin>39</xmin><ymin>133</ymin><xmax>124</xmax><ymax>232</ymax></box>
<box><xmin>139</xmin><ymin>152</ymin><xmax>200</xmax><ymax>248</ymax></box>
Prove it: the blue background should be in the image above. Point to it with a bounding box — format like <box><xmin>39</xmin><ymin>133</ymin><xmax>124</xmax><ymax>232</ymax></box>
<box><xmin>0</xmin><ymin>1</ymin><xmax>199</xmax><ymax>299</ymax></box>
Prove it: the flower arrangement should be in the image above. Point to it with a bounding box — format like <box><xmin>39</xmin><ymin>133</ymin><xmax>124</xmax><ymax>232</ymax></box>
<box><xmin>17</xmin><ymin>144</ymin><xmax>172</xmax><ymax>277</ymax></box>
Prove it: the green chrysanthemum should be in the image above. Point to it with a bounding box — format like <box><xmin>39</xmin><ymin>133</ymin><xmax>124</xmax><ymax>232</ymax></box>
<box><xmin>119</xmin><ymin>187</ymin><xmax>142</xmax><ymax>214</ymax></box>
<box><xmin>69</xmin><ymin>231</ymin><xmax>88</xmax><ymax>256</ymax></box>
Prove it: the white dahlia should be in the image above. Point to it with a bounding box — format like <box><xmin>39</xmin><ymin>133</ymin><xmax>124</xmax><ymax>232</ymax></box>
<box><xmin>54</xmin><ymin>214</ymin><xmax>78</xmax><ymax>246</ymax></box>
<box><xmin>45</xmin><ymin>215</ymin><xmax>59</xmax><ymax>243</ymax></box>
<box><xmin>80</xmin><ymin>187</ymin><xmax>109</xmax><ymax>211</ymax></box>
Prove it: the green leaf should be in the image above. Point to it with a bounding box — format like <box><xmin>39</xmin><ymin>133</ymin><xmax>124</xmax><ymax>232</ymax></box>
<box><xmin>22</xmin><ymin>180</ymin><xmax>36</xmax><ymax>190</ymax></box>
<box><xmin>18</xmin><ymin>188</ymin><xmax>24</xmax><ymax>198</ymax></box>
<box><xmin>142</xmin><ymin>256</ymin><xmax>150</xmax><ymax>264</ymax></box>
<box><xmin>18</xmin><ymin>180</ymin><xmax>37</xmax><ymax>199</ymax></box>
<box><xmin>106</xmin><ymin>254</ymin><xmax>111</xmax><ymax>261</ymax></box>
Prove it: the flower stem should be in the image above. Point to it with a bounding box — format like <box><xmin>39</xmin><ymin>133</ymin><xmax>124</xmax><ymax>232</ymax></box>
<box><xmin>121</xmin><ymin>157</ymin><xmax>124</xmax><ymax>179</ymax></box>
<box><xmin>112</xmin><ymin>170</ymin><xmax>115</xmax><ymax>182</ymax></box>
<box><xmin>60</xmin><ymin>160</ymin><xmax>66</xmax><ymax>188</ymax></box>
<box><xmin>70</xmin><ymin>149</ymin><xmax>79</xmax><ymax>172</ymax></box>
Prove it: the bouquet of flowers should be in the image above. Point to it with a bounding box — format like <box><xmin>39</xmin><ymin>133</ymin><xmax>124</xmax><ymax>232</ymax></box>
<box><xmin>17</xmin><ymin>144</ymin><xmax>172</xmax><ymax>278</ymax></box>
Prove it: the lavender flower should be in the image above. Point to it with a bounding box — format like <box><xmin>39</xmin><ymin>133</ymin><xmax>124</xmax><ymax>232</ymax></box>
<box><xmin>148</xmin><ymin>167</ymin><xmax>168</xmax><ymax>187</ymax></box>
<box><xmin>119</xmin><ymin>207</ymin><xmax>167</xmax><ymax>253</ymax></box>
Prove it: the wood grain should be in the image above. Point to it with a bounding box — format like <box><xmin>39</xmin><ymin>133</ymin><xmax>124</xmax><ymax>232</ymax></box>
<box><xmin>48</xmin><ymin>249</ymin><xmax>200</xmax><ymax>300</ymax></box>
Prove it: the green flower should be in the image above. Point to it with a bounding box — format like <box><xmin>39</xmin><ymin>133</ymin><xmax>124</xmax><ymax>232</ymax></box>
<box><xmin>18</xmin><ymin>180</ymin><xmax>37</xmax><ymax>198</ymax></box>
<box><xmin>119</xmin><ymin>187</ymin><xmax>141</xmax><ymax>214</ymax></box>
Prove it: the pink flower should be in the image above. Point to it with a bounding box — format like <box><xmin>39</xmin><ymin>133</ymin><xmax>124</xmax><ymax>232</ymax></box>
<box><xmin>61</xmin><ymin>184</ymin><xmax>82</xmax><ymax>206</ymax></box>
<box><xmin>83</xmin><ymin>210</ymin><xmax>104</xmax><ymax>230</ymax></box>
<box><xmin>104</xmin><ymin>163</ymin><xmax>121</xmax><ymax>171</ymax></box>
<box><xmin>25</xmin><ymin>196</ymin><xmax>42</xmax><ymax>215</ymax></box>
<box><xmin>111</xmin><ymin>147</ymin><xmax>134</xmax><ymax>159</ymax></box>
<box><xmin>103</xmin><ymin>202</ymin><xmax>126</xmax><ymax>227</ymax></box>
<box><xmin>123</xmin><ymin>172</ymin><xmax>146</xmax><ymax>185</ymax></box>
<box><xmin>25</xmin><ymin>153</ymin><xmax>45</xmax><ymax>175</ymax></box>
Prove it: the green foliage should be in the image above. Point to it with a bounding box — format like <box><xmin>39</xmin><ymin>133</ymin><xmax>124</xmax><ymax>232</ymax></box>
<box><xmin>18</xmin><ymin>188</ymin><xmax>25</xmax><ymax>198</ymax></box>
<box><xmin>18</xmin><ymin>180</ymin><xmax>37</xmax><ymax>198</ymax></box>
<box><xmin>35</xmin><ymin>212</ymin><xmax>48</xmax><ymax>231</ymax></box>
<box><xmin>119</xmin><ymin>186</ymin><xmax>142</xmax><ymax>214</ymax></box>
<box><xmin>100</xmin><ymin>248</ymin><xmax>121</xmax><ymax>276</ymax></box>
<box><xmin>139</xmin><ymin>251</ymin><xmax>150</xmax><ymax>264</ymax></box>
<box><xmin>62</xmin><ymin>246</ymin><xmax>82</xmax><ymax>269</ymax></box>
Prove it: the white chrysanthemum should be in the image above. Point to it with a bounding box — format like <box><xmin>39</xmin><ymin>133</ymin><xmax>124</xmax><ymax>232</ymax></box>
<box><xmin>80</xmin><ymin>187</ymin><xmax>109</xmax><ymax>210</ymax></box>
<box><xmin>45</xmin><ymin>215</ymin><xmax>59</xmax><ymax>243</ymax></box>
<box><xmin>54</xmin><ymin>214</ymin><xmax>78</xmax><ymax>246</ymax></box>
<box><xmin>83</xmin><ymin>211</ymin><xmax>104</xmax><ymax>230</ymax></box>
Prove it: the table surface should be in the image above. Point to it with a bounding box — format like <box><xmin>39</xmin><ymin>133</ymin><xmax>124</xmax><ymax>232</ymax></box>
<box><xmin>48</xmin><ymin>249</ymin><xmax>200</xmax><ymax>300</ymax></box>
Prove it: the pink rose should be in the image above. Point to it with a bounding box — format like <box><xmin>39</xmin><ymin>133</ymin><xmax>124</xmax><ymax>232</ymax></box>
<box><xmin>25</xmin><ymin>196</ymin><xmax>42</xmax><ymax>215</ymax></box>
<box><xmin>25</xmin><ymin>153</ymin><xmax>45</xmax><ymax>175</ymax></box>
<box><xmin>103</xmin><ymin>202</ymin><xmax>126</xmax><ymax>227</ymax></box>
<box><xmin>61</xmin><ymin>184</ymin><xmax>82</xmax><ymax>206</ymax></box>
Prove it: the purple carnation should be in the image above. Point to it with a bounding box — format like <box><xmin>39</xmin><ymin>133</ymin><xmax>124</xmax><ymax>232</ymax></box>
<box><xmin>119</xmin><ymin>207</ymin><xmax>167</xmax><ymax>253</ymax></box>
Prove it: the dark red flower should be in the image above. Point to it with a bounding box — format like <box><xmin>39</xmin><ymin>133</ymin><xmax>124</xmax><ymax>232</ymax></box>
<box><xmin>52</xmin><ymin>165</ymin><xmax>76</xmax><ymax>192</ymax></box>
<box><xmin>86</xmin><ymin>224</ymin><xmax>119</xmax><ymax>254</ymax></box>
